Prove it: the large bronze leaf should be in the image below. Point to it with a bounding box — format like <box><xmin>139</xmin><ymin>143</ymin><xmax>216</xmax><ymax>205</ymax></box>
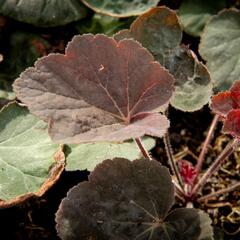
<box><xmin>14</xmin><ymin>34</ymin><xmax>174</xmax><ymax>143</ymax></box>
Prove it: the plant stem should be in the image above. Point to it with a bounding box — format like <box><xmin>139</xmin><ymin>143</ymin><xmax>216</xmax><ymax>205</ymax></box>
<box><xmin>134</xmin><ymin>138</ymin><xmax>152</xmax><ymax>160</ymax></box>
<box><xmin>173</xmin><ymin>179</ymin><xmax>186</xmax><ymax>199</ymax></box>
<box><xmin>190</xmin><ymin>138</ymin><xmax>240</xmax><ymax>198</ymax></box>
<box><xmin>195</xmin><ymin>114</ymin><xmax>219</xmax><ymax>176</ymax></box>
<box><xmin>163</xmin><ymin>132</ymin><xmax>184</xmax><ymax>191</ymax></box>
<box><xmin>198</xmin><ymin>182</ymin><xmax>240</xmax><ymax>202</ymax></box>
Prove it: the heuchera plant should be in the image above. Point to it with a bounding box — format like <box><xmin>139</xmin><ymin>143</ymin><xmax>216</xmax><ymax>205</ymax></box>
<box><xmin>8</xmin><ymin>6</ymin><xmax>240</xmax><ymax>240</ymax></box>
<box><xmin>12</xmin><ymin>33</ymin><xmax>214</xmax><ymax>239</ymax></box>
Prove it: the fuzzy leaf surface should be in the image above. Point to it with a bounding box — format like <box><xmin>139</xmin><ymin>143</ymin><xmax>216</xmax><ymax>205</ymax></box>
<box><xmin>0</xmin><ymin>103</ymin><xmax>64</xmax><ymax>206</ymax></box>
<box><xmin>65</xmin><ymin>137</ymin><xmax>155</xmax><ymax>171</ymax></box>
<box><xmin>178</xmin><ymin>0</ymin><xmax>226</xmax><ymax>37</ymax></box>
<box><xmin>114</xmin><ymin>6</ymin><xmax>182</xmax><ymax>65</ymax></box>
<box><xmin>114</xmin><ymin>7</ymin><xmax>212</xmax><ymax>112</ymax></box>
<box><xmin>14</xmin><ymin>34</ymin><xmax>174</xmax><ymax>143</ymax></box>
<box><xmin>199</xmin><ymin>9</ymin><xmax>240</xmax><ymax>91</ymax></box>
<box><xmin>56</xmin><ymin>158</ymin><xmax>213</xmax><ymax>240</ymax></box>
<box><xmin>0</xmin><ymin>0</ymin><xmax>87</xmax><ymax>27</ymax></box>
<box><xmin>166</xmin><ymin>47</ymin><xmax>212</xmax><ymax>111</ymax></box>
<box><xmin>81</xmin><ymin>0</ymin><xmax>159</xmax><ymax>18</ymax></box>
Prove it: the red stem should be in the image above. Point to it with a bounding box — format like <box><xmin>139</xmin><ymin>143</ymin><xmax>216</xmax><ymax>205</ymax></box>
<box><xmin>163</xmin><ymin>133</ymin><xmax>185</xmax><ymax>192</ymax></box>
<box><xmin>195</xmin><ymin>114</ymin><xmax>219</xmax><ymax>176</ymax></box>
<box><xmin>198</xmin><ymin>181</ymin><xmax>240</xmax><ymax>202</ymax></box>
<box><xmin>190</xmin><ymin>138</ymin><xmax>240</xmax><ymax>198</ymax></box>
<box><xmin>134</xmin><ymin>138</ymin><xmax>152</xmax><ymax>160</ymax></box>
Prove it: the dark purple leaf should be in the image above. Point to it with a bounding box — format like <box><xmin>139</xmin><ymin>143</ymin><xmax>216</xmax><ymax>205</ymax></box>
<box><xmin>56</xmin><ymin>158</ymin><xmax>213</xmax><ymax>240</ymax></box>
<box><xmin>14</xmin><ymin>34</ymin><xmax>174</xmax><ymax>143</ymax></box>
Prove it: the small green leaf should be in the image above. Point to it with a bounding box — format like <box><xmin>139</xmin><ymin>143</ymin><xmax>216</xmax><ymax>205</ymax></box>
<box><xmin>0</xmin><ymin>0</ymin><xmax>87</xmax><ymax>27</ymax></box>
<box><xmin>166</xmin><ymin>47</ymin><xmax>212</xmax><ymax>112</ymax></box>
<box><xmin>65</xmin><ymin>137</ymin><xmax>155</xmax><ymax>171</ymax></box>
<box><xmin>199</xmin><ymin>9</ymin><xmax>240</xmax><ymax>91</ymax></box>
<box><xmin>0</xmin><ymin>103</ymin><xmax>64</xmax><ymax>206</ymax></box>
<box><xmin>81</xmin><ymin>0</ymin><xmax>159</xmax><ymax>17</ymax></box>
<box><xmin>76</xmin><ymin>13</ymin><xmax>134</xmax><ymax>36</ymax></box>
<box><xmin>178</xmin><ymin>0</ymin><xmax>226</xmax><ymax>37</ymax></box>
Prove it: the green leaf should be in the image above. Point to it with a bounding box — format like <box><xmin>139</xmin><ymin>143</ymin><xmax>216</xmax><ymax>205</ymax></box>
<box><xmin>199</xmin><ymin>9</ymin><xmax>240</xmax><ymax>91</ymax></box>
<box><xmin>198</xmin><ymin>210</ymin><xmax>214</xmax><ymax>240</ymax></box>
<box><xmin>0</xmin><ymin>103</ymin><xmax>64</xmax><ymax>206</ymax></box>
<box><xmin>65</xmin><ymin>137</ymin><xmax>155</xmax><ymax>171</ymax></box>
<box><xmin>75</xmin><ymin>13</ymin><xmax>134</xmax><ymax>36</ymax></box>
<box><xmin>81</xmin><ymin>0</ymin><xmax>159</xmax><ymax>17</ymax></box>
<box><xmin>0</xmin><ymin>79</ymin><xmax>15</xmax><ymax>100</ymax></box>
<box><xmin>114</xmin><ymin>7</ymin><xmax>212</xmax><ymax>111</ymax></box>
<box><xmin>0</xmin><ymin>31</ymin><xmax>49</xmax><ymax>100</ymax></box>
<box><xmin>0</xmin><ymin>0</ymin><xmax>87</xmax><ymax>27</ymax></box>
<box><xmin>178</xmin><ymin>0</ymin><xmax>226</xmax><ymax>37</ymax></box>
<box><xmin>166</xmin><ymin>47</ymin><xmax>212</xmax><ymax>112</ymax></box>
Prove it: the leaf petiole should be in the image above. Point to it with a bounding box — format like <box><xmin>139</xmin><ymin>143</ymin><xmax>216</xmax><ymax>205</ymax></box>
<box><xmin>190</xmin><ymin>138</ymin><xmax>240</xmax><ymax>198</ymax></box>
<box><xmin>134</xmin><ymin>137</ymin><xmax>152</xmax><ymax>160</ymax></box>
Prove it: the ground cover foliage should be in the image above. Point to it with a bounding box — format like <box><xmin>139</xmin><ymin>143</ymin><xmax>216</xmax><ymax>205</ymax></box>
<box><xmin>0</xmin><ymin>0</ymin><xmax>240</xmax><ymax>239</ymax></box>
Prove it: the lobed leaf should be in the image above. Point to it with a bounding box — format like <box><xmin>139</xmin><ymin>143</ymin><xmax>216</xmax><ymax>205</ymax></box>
<box><xmin>14</xmin><ymin>34</ymin><xmax>174</xmax><ymax>143</ymax></box>
<box><xmin>0</xmin><ymin>0</ymin><xmax>87</xmax><ymax>27</ymax></box>
<box><xmin>199</xmin><ymin>9</ymin><xmax>240</xmax><ymax>91</ymax></box>
<box><xmin>56</xmin><ymin>158</ymin><xmax>213</xmax><ymax>240</ymax></box>
<box><xmin>114</xmin><ymin>6</ymin><xmax>212</xmax><ymax>112</ymax></box>
<box><xmin>178</xmin><ymin>0</ymin><xmax>226</xmax><ymax>37</ymax></box>
<box><xmin>65</xmin><ymin>137</ymin><xmax>155</xmax><ymax>171</ymax></box>
<box><xmin>210</xmin><ymin>80</ymin><xmax>240</xmax><ymax>117</ymax></box>
<box><xmin>166</xmin><ymin>47</ymin><xmax>212</xmax><ymax>112</ymax></box>
<box><xmin>223</xmin><ymin>109</ymin><xmax>240</xmax><ymax>138</ymax></box>
<box><xmin>210</xmin><ymin>80</ymin><xmax>240</xmax><ymax>138</ymax></box>
<box><xmin>0</xmin><ymin>103</ymin><xmax>64</xmax><ymax>208</ymax></box>
<box><xmin>81</xmin><ymin>0</ymin><xmax>159</xmax><ymax>18</ymax></box>
<box><xmin>114</xmin><ymin>6</ymin><xmax>182</xmax><ymax>65</ymax></box>
<box><xmin>210</xmin><ymin>91</ymin><xmax>233</xmax><ymax>117</ymax></box>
